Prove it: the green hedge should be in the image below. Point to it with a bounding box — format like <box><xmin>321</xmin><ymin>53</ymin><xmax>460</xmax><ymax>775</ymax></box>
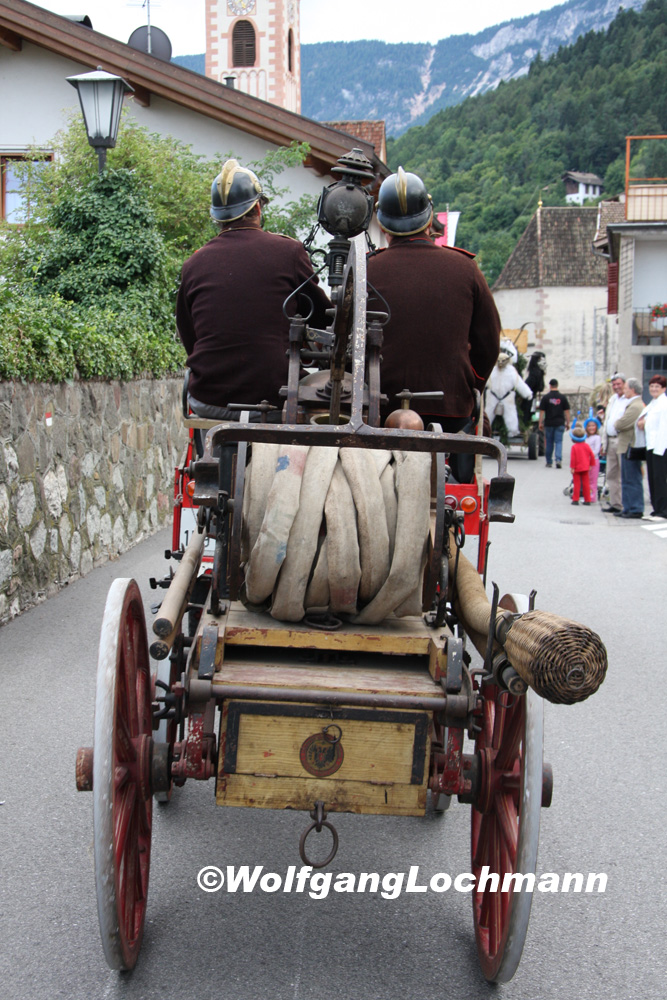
<box><xmin>0</xmin><ymin>284</ymin><xmax>185</xmax><ymax>382</ymax></box>
<box><xmin>0</xmin><ymin>121</ymin><xmax>313</xmax><ymax>384</ymax></box>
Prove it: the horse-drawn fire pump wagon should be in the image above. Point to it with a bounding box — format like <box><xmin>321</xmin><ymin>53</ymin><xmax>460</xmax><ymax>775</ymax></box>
<box><xmin>75</xmin><ymin>151</ymin><xmax>607</xmax><ymax>983</ymax></box>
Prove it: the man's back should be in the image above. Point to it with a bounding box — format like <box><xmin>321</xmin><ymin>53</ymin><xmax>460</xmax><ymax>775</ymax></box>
<box><xmin>367</xmin><ymin>239</ymin><xmax>500</xmax><ymax>421</ymax></box>
<box><xmin>177</xmin><ymin>227</ymin><xmax>329</xmax><ymax>411</ymax></box>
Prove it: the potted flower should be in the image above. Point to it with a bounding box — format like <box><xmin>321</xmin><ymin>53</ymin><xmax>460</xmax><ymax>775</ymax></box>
<box><xmin>650</xmin><ymin>302</ymin><xmax>667</xmax><ymax>320</ymax></box>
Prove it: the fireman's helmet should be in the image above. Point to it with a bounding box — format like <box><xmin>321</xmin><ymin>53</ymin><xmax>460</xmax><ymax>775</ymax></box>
<box><xmin>210</xmin><ymin>159</ymin><xmax>266</xmax><ymax>223</ymax></box>
<box><xmin>376</xmin><ymin>166</ymin><xmax>433</xmax><ymax>236</ymax></box>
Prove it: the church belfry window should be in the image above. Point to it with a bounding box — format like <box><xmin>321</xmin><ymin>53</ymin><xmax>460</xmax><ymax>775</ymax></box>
<box><xmin>288</xmin><ymin>29</ymin><xmax>293</xmax><ymax>73</ymax></box>
<box><xmin>232</xmin><ymin>20</ymin><xmax>256</xmax><ymax>66</ymax></box>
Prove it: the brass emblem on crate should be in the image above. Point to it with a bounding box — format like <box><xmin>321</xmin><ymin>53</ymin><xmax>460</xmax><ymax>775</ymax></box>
<box><xmin>299</xmin><ymin>725</ymin><xmax>344</xmax><ymax>777</ymax></box>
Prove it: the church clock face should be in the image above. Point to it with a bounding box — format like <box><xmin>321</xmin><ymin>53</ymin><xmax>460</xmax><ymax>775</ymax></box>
<box><xmin>227</xmin><ymin>0</ymin><xmax>256</xmax><ymax>15</ymax></box>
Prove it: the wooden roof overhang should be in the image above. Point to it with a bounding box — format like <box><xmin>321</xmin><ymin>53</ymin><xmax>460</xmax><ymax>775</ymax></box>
<box><xmin>0</xmin><ymin>0</ymin><xmax>389</xmax><ymax>179</ymax></box>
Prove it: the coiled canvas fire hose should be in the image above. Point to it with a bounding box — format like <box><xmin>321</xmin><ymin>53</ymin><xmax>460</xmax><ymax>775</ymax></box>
<box><xmin>243</xmin><ymin>444</ymin><xmax>430</xmax><ymax>626</ymax></box>
<box><xmin>241</xmin><ymin>444</ymin><xmax>607</xmax><ymax>704</ymax></box>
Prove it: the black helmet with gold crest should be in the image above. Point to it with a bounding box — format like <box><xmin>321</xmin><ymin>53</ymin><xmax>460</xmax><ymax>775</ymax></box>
<box><xmin>376</xmin><ymin>166</ymin><xmax>433</xmax><ymax>236</ymax></box>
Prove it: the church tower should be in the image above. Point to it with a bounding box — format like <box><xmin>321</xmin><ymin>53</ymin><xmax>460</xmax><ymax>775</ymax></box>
<box><xmin>205</xmin><ymin>0</ymin><xmax>301</xmax><ymax>113</ymax></box>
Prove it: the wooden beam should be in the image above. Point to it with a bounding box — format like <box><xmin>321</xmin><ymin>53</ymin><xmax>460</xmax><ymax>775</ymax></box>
<box><xmin>0</xmin><ymin>25</ymin><xmax>21</xmax><ymax>50</ymax></box>
<box><xmin>128</xmin><ymin>84</ymin><xmax>150</xmax><ymax>108</ymax></box>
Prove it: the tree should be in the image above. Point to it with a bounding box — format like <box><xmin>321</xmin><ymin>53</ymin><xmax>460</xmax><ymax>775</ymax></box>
<box><xmin>0</xmin><ymin>116</ymin><xmax>318</xmax><ymax>381</ymax></box>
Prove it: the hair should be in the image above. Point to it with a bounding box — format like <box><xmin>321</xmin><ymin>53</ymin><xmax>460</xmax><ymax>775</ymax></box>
<box><xmin>649</xmin><ymin>374</ymin><xmax>667</xmax><ymax>389</ymax></box>
<box><xmin>549</xmin><ymin>378</ymin><xmax>558</xmax><ymax>387</ymax></box>
<box><xmin>610</xmin><ymin>372</ymin><xmax>626</xmax><ymax>382</ymax></box>
<box><xmin>626</xmin><ymin>377</ymin><xmax>642</xmax><ymax>394</ymax></box>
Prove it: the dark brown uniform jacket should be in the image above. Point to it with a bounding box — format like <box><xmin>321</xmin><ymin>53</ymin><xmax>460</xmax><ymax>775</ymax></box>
<box><xmin>367</xmin><ymin>238</ymin><xmax>501</xmax><ymax>420</ymax></box>
<box><xmin>176</xmin><ymin>227</ymin><xmax>330</xmax><ymax>410</ymax></box>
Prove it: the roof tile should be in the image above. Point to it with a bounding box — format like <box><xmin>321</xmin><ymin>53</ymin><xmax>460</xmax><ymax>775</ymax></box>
<box><xmin>493</xmin><ymin>206</ymin><xmax>607</xmax><ymax>290</ymax></box>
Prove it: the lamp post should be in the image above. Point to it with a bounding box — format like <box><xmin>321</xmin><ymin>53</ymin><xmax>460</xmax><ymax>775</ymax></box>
<box><xmin>66</xmin><ymin>67</ymin><xmax>134</xmax><ymax>173</ymax></box>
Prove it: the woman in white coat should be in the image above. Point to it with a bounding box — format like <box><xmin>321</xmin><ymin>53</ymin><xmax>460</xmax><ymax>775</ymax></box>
<box><xmin>636</xmin><ymin>374</ymin><xmax>667</xmax><ymax>519</ymax></box>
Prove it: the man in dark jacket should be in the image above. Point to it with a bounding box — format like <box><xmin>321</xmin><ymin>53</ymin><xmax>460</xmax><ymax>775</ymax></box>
<box><xmin>366</xmin><ymin>168</ymin><xmax>501</xmax><ymax>480</ymax></box>
<box><xmin>176</xmin><ymin>159</ymin><xmax>330</xmax><ymax>422</ymax></box>
<box><xmin>538</xmin><ymin>378</ymin><xmax>571</xmax><ymax>468</ymax></box>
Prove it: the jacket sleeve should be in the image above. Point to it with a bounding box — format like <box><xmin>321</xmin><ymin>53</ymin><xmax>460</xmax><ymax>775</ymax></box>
<box><xmin>613</xmin><ymin>398</ymin><xmax>641</xmax><ymax>433</ymax></box>
<box><xmin>175</xmin><ymin>267</ymin><xmax>196</xmax><ymax>356</ymax></box>
<box><xmin>468</xmin><ymin>269</ymin><xmax>501</xmax><ymax>389</ymax></box>
<box><xmin>293</xmin><ymin>243</ymin><xmax>332</xmax><ymax>330</ymax></box>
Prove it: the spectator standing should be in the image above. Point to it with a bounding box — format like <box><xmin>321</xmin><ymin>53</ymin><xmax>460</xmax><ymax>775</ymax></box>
<box><xmin>636</xmin><ymin>374</ymin><xmax>667</xmax><ymax>519</ymax></box>
<box><xmin>601</xmin><ymin>373</ymin><xmax>630</xmax><ymax>513</ymax></box>
<box><xmin>538</xmin><ymin>379</ymin><xmax>571</xmax><ymax>468</ymax></box>
<box><xmin>569</xmin><ymin>422</ymin><xmax>595</xmax><ymax>504</ymax></box>
<box><xmin>584</xmin><ymin>418</ymin><xmax>602</xmax><ymax>501</ymax></box>
<box><xmin>612</xmin><ymin>377</ymin><xmax>645</xmax><ymax>519</ymax></box>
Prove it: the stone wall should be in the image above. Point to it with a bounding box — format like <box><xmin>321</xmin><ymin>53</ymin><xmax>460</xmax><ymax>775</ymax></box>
<box><xmin>0</xmin><ymin>378</ymin><xmax>185</xmax><ymax>624</ymax></box>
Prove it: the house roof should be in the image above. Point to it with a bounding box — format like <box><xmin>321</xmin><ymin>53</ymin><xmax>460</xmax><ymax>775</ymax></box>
<box><xmin>0</xmin><ymin>0</ymin><xmax>389</xmax><ymax>179</ymax></box>
<box><xmin>562</xmin><ymin>171</ymin><xmax>604</xmax><ymax>186</ymax></box>
<box><xmin>493</xmin><ymin>206</ymin><xmax>608</xmax><ymax>290</ymax></box>
<box><xmin>592</xmin><ymin>199</ymin><xmax>626</xmax><ymax>253</ymax></box>
<box><xmin>325</xmin><ymin>121</ymin><xmax>387</xmax><ymax>162</ymax></box>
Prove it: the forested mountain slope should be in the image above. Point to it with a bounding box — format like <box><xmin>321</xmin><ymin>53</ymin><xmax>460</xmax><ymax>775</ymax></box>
<box><xmin>300</xmin><ymin>0</ymin><xmax>644</xmax><ymax>135</ymax></box>
<box><xmin>387</xmin><ymin>0</ymin><xmax>667</xmax><ymax>283</ymax></box>
<box><xmin>172</xmin><ymin>0</ymin><xmax>645</xmax><ymax>137</ymax></box>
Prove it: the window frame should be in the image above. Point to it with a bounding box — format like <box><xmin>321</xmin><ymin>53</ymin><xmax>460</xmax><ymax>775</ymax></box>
<box><xmin>1</xmin><ymin>152</ymin><xmax>53</xmax><ymax>224</ymax></box>
<box><xmin>232</xmin><ymin>19</ymin><xmax>256</xmax><ymax>67</ymax></box>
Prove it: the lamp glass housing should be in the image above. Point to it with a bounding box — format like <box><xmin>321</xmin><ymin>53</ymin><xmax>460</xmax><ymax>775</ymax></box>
<box><xmin>67</xmin><ymin>69</ymin><xmax>133</xmax><ymax>149</ymax></box>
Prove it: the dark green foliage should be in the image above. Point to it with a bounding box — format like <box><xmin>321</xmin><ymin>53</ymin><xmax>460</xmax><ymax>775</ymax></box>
<box><xmin>0</xmin><ymin>118</ymin><xmax>316</xmax><ymax>383</ymax></box>
<box><xmin>32</xmin><ymin>170</ymin><xmax>166</xmax><ymax>303</ymax></box>
<box><xmin>388</xmin><ymin>0</ymin><xmax>667</xmax><ymax>284</ymax></box>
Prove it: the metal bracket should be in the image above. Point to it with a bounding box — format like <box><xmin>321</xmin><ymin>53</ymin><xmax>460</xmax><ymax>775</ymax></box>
<box><xmin>197</xmin><ymin>624</ymin><xmax>219</xmax><ymax>680</ymax></box>
<box><xmin>445</xmin><ymin>637</ymin><xmax>464</xmax><ymax>694</ymax></box>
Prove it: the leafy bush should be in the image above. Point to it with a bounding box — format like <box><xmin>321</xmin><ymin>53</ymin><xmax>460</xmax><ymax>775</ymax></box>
<box><xmin>0</xmin><ymin>115</ymin><xmax>316</xmax><ymax>383</ymax></box>
<box><xmin>31</xmin><ymin>170</ymin><xmax>167</xmax><ymax>303</ymax></box>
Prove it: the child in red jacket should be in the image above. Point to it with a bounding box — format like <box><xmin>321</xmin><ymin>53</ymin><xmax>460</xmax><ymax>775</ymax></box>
<box><xmin>569</xmin><ymin>422</ymin><xmax>595</xmax><ymax>504</ymax></box>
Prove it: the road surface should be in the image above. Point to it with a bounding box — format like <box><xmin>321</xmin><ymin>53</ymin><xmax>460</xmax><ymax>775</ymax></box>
<box><xmin>1</xmin><ymin>447</ymin><xmax>665</xmax><ymax>1000</ymax></box>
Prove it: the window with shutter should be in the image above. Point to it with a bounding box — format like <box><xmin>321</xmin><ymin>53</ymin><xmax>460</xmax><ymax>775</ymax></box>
<box><xmin>232</xmin><ymin>20</ymin><xmax>256</xmax><ymax>66</ymax></box>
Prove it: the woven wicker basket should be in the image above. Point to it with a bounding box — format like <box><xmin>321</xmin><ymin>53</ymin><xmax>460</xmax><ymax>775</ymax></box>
<box><xmin>504</xmin><ymin>610</ymin><xmax>607</xmax><ymax>704</ymax></box>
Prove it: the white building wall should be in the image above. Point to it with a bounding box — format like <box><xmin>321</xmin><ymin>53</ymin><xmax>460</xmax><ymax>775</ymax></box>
<box><xmin>492</xmin><ymin>285</ymin><xmax>608</xmax><ymax>394</ymax></box>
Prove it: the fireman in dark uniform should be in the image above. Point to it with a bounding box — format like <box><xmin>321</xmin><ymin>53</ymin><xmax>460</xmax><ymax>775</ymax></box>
<box><xmin>176</xmin><ymin>158</ymin><xmax>330</xmax><ymax>422</ymax></box>
<box><xmin>367</xmin><ymin>167</ymin><xmax>501</xmax><ymax>480</ymax></box>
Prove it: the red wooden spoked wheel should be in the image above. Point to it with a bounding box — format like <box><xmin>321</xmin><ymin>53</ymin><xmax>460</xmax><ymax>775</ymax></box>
<box><xmin>471</xmin><ymin>681</ymin><xmax>544</xmax><ymax>983</ymax></box>
<box><xmin>93</xmin><ymin>579</ymin><xmax>153</xmax><ymax>971</ymax></box>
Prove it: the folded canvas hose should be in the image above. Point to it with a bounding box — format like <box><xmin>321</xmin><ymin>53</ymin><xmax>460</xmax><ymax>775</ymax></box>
<box><xmin>244</xmin><ymin>444</ymin><xmax>308</xmax><ymax>604</ymax></box>
<box><xmin>448</xmin><ymin>539</ymin><xmax>607</xmax><ymax>704</ymax></box>
<box><xmin>242</xmin><ymin>444</ymin><xmax>431</xmax><ymax>625</ymax></box>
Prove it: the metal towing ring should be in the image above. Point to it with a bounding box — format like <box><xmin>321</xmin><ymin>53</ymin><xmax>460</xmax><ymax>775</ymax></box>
<box><xmin>299</xmin><ymin>800</ymin><xmax>339</xmax><ymax>869</ymax></box>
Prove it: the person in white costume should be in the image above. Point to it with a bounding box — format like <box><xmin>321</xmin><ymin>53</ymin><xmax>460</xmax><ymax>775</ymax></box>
<box><xmin>485</xmin><ymin>339</ymin><xmax>533</xmax><ymax>437</ymax></box>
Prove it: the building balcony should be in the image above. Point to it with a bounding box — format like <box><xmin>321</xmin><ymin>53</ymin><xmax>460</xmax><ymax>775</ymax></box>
<box><xmin>625</xmin><ymin>135</ymin><xmax>667</xmax><ymax>222</ymax></box>
<box><xmin>626</xmin><ymin>184</ymin><xmax>667</xmax><ymax>222</ymax></box>
<box><xmin>632</xmin><ymin>309</ymin><xmax>667</xmax><ymax>346</ymax></box>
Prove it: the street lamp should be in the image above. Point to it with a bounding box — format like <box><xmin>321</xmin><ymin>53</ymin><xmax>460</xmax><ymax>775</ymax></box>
<box><xmin>66</xmin><ymin>67</ymin><xmax>134</xmax><ymax>173</ymax></box>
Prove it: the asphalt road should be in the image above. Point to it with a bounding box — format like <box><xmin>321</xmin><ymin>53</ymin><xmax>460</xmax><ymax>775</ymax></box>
<box><xmin>1</xmin><ymin>444</ymin><xmax>665</xmax><ymax>1000</ymax></box>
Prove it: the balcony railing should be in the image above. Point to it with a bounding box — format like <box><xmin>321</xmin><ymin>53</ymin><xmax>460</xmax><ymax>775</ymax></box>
<box><xmin>625</xmin><ymin>135</ymin><xmax>667</xmax><ymax>222</ymax></box>
<box><xmin>632</xmin><ymin>309</ymin><xmax>667</xmax><ymax>346</ymax></box>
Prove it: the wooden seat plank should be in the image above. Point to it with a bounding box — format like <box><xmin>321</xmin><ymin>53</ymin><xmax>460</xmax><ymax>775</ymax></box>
<box><xmin>213</xmin><ymin>661</ymin><xmax>442</xmax><ymax>697</ymax></box>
